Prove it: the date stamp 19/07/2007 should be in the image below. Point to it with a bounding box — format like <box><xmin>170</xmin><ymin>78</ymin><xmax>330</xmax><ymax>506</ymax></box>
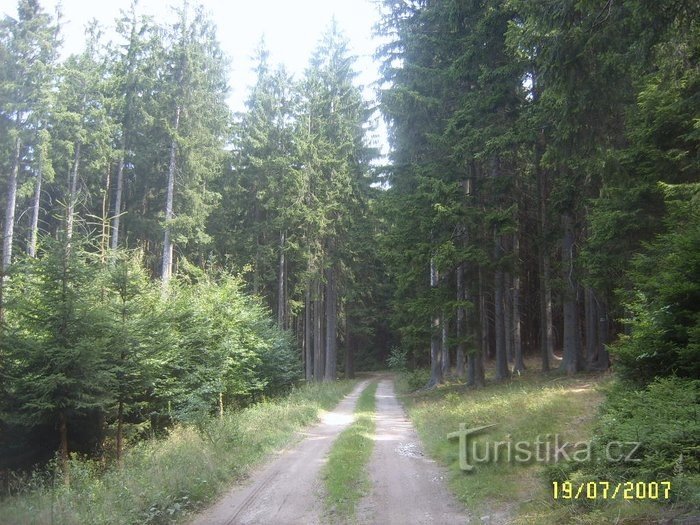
<box><xmin>552</xmin><ymin>481</ymin><xmax>672</xmax><ymax>501</ymax></box>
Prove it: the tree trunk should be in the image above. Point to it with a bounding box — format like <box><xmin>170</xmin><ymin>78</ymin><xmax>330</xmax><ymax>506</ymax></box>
<box><xmin>586</xmin><ymin>291</ymin><xmax>611</xmax><ymax>371</ymax></box>
<box><xmin>110</xmin><ymin>155</ymin><xmax>125</xmax><ymax>251</ymax></box>
<box><xmin>504</xmin><ymin>271</ymin><xmax>513</xmax><ymax>363</ymax></box>
<box><xmin>252</xmin><ymin>200</ymin><xmax>260</xmax><ymax>296</ymax></box>
<box><xmin>494</xmin><ymin>268</ymin><xmax>509</xmax><ymax>381</ymax></box>
<box><xmin>535</xmin><ymin>121</ymin><xmax>558</xmax><ymax>369</ymax></box>
<box><xmin>28</xmin><ymin>151</ymin><xmax>42</xmax><ymax>258</ymax></box>
<box><xmin>58</xmin><ymin>411</ymin><xmax>70</xmax><ymax>486</ymax></box>
<box><xmin>313</xmin><ymin>278</ymin><xmax>324</xmax><ymax>381</ymax></box>
<box><xmin>538</xmin><ymin>252</ymin><xmax>550</xmax><ymax>372</ymax></box>
<box><xmin>478</xmin><ymin>265</ymin><xmax>490</xmax><ymax>363</ymax></box>
<box><xmin>116</xmin><ymin>400</ymin><xmax>124</xmax><ymax>466</ymax></box>
<box><xmin>161</xmin><ymin>106</ymin><xmax>181</xmax><ymax>286</ymax></box>
<box><xmin>284</xmin><ymin>255</ymin><xmax>289</xmax><ymax>329</ymax></box>
<box><xmin>494</xmin><ymin>231</ymin><xmax>510</xmax><ymax>381</ymax></box>
<box><xmin>513</xmin><ymin>234</ymin><xmax>525</xmax><ymax>373</ymax></box>
<box><xmin>66</xmin><ymin>142</ymin><xmax>81</xmax><ymax>242</ymax></box>
<box><xmin>512</xmin><ymin>279</ymin><xmax>525</xmax><ymax>373</ymax></box>
<box><xmin>560</xmin><ymin>212</ymin><xmax>581</xmax><ymax>374</ymax></box>
<box><xmin>345</xmin><ymin>317</ymin><xmax>355</xmax><ymax>379</ymax></box>
<box><xmin>2</xmin><ymin>136</ymin><xmax>21</xmax><ymax>272</ymax></box>
<box><xmin>324</xmin><ymin>266</ymin><xmax>337</xmax><ymax>381</ymax></box>
<box><xmin>428</xmin><ymin>257</ymin><xmax>443</xmax><ymax>387</ymax></box>
<box><xmin>544</xmin><ymin>254</ymin><xmax>558</xmax><ymax>362</ymax></box>
<box><xmin>304</xmin><ymin>285</ymin><xmax>313</xmax><ymax>381</ymax></box>
<box><xmin>441</xmin><ymin>313</ymin><xmax>450</xmax><ymax>377</ymax></box>
<box><xmin>469</xmin><ymin>266</ymin><xmax>486</xmax><ymax>387</ymax></box>
<box><xmin>100</xmin><ymin>164</ymin><xmax>111</xmax><ymax>263</ymax></box>
<box><xmin>596</xmin><ymin>297</ymin><xmax>610</xmax><ymax>370</ymax></box>
<box><xmin>584</xmin><ymin>286</ymin><xmax>597</xmax><ymax>368</ymax></box>
<box><xmin>455</xmin><ymin>263</ymin><xmax>466</xmax><ymax>378</ymax></box>
<box><xmin>277</xmin><ymin>232</ymin><xmax>286</xmax><ymax>328</ymax></box>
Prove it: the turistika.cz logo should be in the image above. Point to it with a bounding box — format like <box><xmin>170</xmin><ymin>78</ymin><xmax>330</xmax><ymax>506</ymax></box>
<box><xmin>447</xmin><ymin>423</ymin><xmax>641</xmax><ymax>472</ymax></box>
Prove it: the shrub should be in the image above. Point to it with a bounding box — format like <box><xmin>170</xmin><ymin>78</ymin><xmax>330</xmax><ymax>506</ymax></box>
<box><xmin>550</xmin><ymin>377</ymin><xmax>700</xmax><ymax>506</ymax></box>
<box><xmin>386</xmin><ymin>346</ymin><xmax>408</xmax><ymax>371</ymax></box>
<box><xmin>613</xmin><ymin>183</ymin><xmax>700</xmax><ymax>384</ymax></box>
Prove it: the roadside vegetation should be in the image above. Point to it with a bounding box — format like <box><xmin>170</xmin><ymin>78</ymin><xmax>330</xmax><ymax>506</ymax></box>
<box><xmin>0</xmin><ymin>380</ymin><xmax>356</xmax><ymax>525</ymax></box>
<box><xmin>322</xmin><ymin>381</ymin><xmax>378</xmax><ymax>522</ymax></box>
<box><xmin>395</xmin><ymin>360</ymin><xmax>698</xmax><ymax>524</ymax></box>
<box><xmin>1</xmin><ymin>0</ymin><xmax>697</xmax><ymax>522</ymax></box>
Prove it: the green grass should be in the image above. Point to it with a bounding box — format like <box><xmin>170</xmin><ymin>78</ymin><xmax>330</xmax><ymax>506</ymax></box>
<box><xmin>396</xmin><ymin>365</ymin><xmax>697</xmax><ymax>524</ymax></box>
<box><xmin>0</xmin><ymin>380</ymin><xmax>357</xmax><ymax>525</ymax></box>
<box><xmin>396</xmin><ymin>366</ymin><xmax>606</xmax><ymax>522</ymax></box>
<box><xmin>322</xmin><ymin>381</ymin><xmax>378</xmax><ymax>522</ymax></box>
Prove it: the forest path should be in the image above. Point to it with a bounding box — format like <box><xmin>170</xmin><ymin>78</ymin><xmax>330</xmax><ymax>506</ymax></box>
<box><xmin>189</xmin><ymin>380</ymin><xmax>370</xmax><ymax>525</ymax></box>
<box><xmin>356</xmin><ymin>378</ymin><xmax>470</xmax><ymax>524</ymax></box>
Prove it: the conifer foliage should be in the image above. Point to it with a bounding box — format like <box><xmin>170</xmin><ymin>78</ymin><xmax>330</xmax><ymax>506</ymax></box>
<box><xmin>0</xmin><ymin>1</ymin><xmax>385</xmax><ymax>476</ymax></box>
<box><xmin>0</xmin><ymin>0</ymin><xmax>697</xmax><ymax>492</ymax></box>
<box><xmin>377</xmin><ymin>0</ymin><xmax>699</xmax><ymax>384</ymax></box>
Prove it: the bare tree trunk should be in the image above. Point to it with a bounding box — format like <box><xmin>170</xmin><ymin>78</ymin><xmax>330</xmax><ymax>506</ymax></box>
<box><xmin>494</xmin><ymin>268</ymin><xmax>509</xmax><ymax>381</ymax></box>
<box><xmin>324</xmin><ymin>266</ymin><xmax>337</xmax><ymax>381</ymax></box>
<box><xmin>28</xmin><ymin>152</ymin><xmax>42</xmax><ymax>258</ymax></box>
<box><xmin>304</xmin><ymin>285</ymin><xmax>313</xmax><ymax>381</ymax></box>
<box><xmin>284</xmin><ymin>255</ymin><xmax>289</xmax><ymax>330</ymax></box>
<box><xmin>596</xmin><ymin>297</ymin><xmax>610</xmax><ymax>370</ymax></box>
<box><xmin>467</xmin><ymin>345</ymin><xmax>485</xmax><ymax>387</ymax></box>
<box><xmin>478</xmin><ymin>265</ymin><xmax>490</xmax><ymax>363</ymax></box>
<box><xmin>441</xmin><ymin>313</ymin><xmax>450</xmax><ymax>377</ymax></box>
<box><xmin>66</xmin><ymin>142</ymin><xmax>81</xmax><ymax>241</ymax></box>
<box><xmin>58</xmin><ymin>412</ymin><xmax>70</xmax><ymax>486</ymax></box>
<box><xmin>345</xmin><ymin>316</ymin><xmax>355</xmax><ymax>379</ymax></box>
<box><xmin>560</xmin><ymin>212</ymin><xmax>581</xmax><ymax>374</ymax></box>
<box><xmin>584</xmin><ymin>286</ymin><xmax>597</xmax><ymax>368</ymax></box>
<box><xmin>313</xmin><ymin>277</ymin><xmax>324</xmax><ymax>381</ymax></box>
<box><xmin>100</xmin><ymin>164</ymin><xmax>111</xmax><ymax>263</ymax></box>
<box><xmin>428</xmin><ymin>257</ymin><xmax>443</xmax><ymax>387</ymax></box>
<box><xmin>494</xmin><ymin>230</ymin><xmax>510</xmax><ymax>381</ymax></box>
<box><xmin>469</xmin><ymin>266</ymin><xmax>486</xmax><ymax>387</ymax></box>
<box><xmin>543</xmin><ymin>254</ymin><xmax>557</xmax><ymax>362</ymax></box>
<box><xmin>277</xmin><ymin>232</ymin><xmax>285</xmax><ymax>328</ymax></box>
<box><xmin>504</xmin><ymin>271</ymin><xmax>513</xmax><ymax>364</ymax></box>
<box><xmin>252</xmin><ymin>203</ymin><xmax>260</xmax><ymax>295</ymax></box>
<box><xmin>116</xmin><ymin>400</ymin><xmax>124</xmax><ymax>466</ymax></box>
<box><xmin>513</xmin><ymin>234</ymin><xmax>525</xmax><ymax>373</ymax></box>
<box><xmin>110</xmin><ymin>155</ymin><xmax>125</xmax><ymax>250</ymax></box>
<box><xmin>455</xmin><ymin>263</ymin><xmax>466</xmax><ymax>378</ymax></box>
<box><xmin>3</xmin><ymin>136</ymin><xmax>21</xmax><ymax>272</ymax></box>
<box><xmin>535</xmin><ymin>121</ymin><xmax>558</xmax><ymax>369</ymax></box>
<box><xmin>538</xmin><ymin>253</ymin><xmax>550</xmax><ymax>372</ymax></box>
<box><xmin>161</xmin><ymin>106</ymin><xmax>181</xmax><ymax>286</ymax></box>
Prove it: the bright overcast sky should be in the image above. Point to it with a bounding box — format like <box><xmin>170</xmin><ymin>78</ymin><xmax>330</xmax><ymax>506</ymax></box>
<box><xmin>1</xmin><ymin>0</ymin><xmax>388</xmax><ymax>150</ymax></box>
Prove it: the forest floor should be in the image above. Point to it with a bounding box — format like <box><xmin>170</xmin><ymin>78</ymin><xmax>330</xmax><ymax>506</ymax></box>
<box><xmin>188</xmin><ymin>375</ymin><xmax>468</xmax><ymax>525</ymax></box>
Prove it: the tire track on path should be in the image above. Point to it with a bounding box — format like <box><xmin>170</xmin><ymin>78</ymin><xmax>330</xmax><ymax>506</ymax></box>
<box><xmin>190</xmin><ymin>380</ymin><xmax>370</xmax><ymax>525</ymax></box>
<box><xmin>357</xmin><ymin>378</ymin><xmax>470</xmax><ymax>524</ymax></box>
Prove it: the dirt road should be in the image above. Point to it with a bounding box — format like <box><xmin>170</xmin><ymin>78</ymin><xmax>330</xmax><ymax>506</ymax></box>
<box><xmin>190</xmin><ymin>380</ymin><xmax>369</xmax><ymax>525</ymax></box>
<box><xmin>357</xmin><ymin>379</ymin><xmax>469</xmax><ymax>524</ymax></box>
<box><xmin>190</xmin><ymin>377</ymin><xmax>470</xmax><ymax>524</ymax></box>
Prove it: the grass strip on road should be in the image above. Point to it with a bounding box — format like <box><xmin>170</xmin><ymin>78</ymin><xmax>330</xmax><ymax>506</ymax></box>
<box><xmin>322</xmin><ymin>381</ymin><xmax>378</xmax><ymax>522</ymax></box>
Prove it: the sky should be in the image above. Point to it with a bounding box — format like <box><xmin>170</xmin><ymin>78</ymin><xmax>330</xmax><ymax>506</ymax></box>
<box><xmin>0</xmin><ymin>0</ymin><xmax>388</xmax><ymax>151</ymax></box>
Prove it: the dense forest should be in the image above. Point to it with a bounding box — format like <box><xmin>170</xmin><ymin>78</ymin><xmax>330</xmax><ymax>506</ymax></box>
<box><xmin>0</xmin><ymin>0</ymin><xmax>698</xmax><ymax>513</ymax></box>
